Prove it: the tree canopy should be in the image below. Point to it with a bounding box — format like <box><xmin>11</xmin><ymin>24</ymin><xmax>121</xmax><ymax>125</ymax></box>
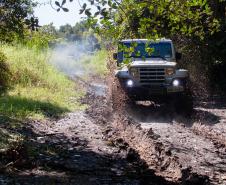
<box><xmin>54</xmin><ymin>0</ymin><xmax>224</xmax><ymax>41</ymax></box>
<box><xmin>0</xmin><ymin>0</ymin><xmax>38</xmax><ymax>42</ymax></box>
<box><xmin>54</xmin><ymin>0</ymin><xmax>226</xmax><ymax>91</ymax></box>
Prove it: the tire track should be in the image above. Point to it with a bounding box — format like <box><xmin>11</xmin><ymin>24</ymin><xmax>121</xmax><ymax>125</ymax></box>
<box><xmin>127</xmin><ymin>102</ymin><xmax>226</xmax><ymax>185</ymax></box>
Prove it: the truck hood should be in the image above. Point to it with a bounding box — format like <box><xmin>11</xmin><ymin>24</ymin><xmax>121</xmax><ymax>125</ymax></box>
<box><xmin>130</xmin><ymin>58</ymin><xmax>176</xmax><ymax>67</ymax></box>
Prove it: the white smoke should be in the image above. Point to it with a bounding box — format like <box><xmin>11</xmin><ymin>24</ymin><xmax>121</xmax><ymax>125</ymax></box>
<box><xmin>49</xmin><ymin>38</ymin><xmax>99</xmax><ymax>77</ymax></box>
<box><xmin>49</xmin><ymin>41</ymin><xmax>107</xmax><ymax>96</ymax></box>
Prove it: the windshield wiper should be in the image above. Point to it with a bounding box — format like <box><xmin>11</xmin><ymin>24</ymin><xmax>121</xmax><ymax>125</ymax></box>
<box><xmin>129</xmin><ymin>55</ymin><xmax>167</xmax><ymax>60</ymax></box>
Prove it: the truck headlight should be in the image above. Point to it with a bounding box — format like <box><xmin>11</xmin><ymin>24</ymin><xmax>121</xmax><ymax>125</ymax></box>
<box><xmin>172</xmin><ymin>79</ymin><xmax>180</xmax><ymax>86</ymax></box>
<box><xmin>126</xmin><ymin>79</ymin><xmax>134</xmax><ymax>87</ymax></box>
<box><xmin>129</xmin><ymin>67</ymin><xmax>139</xmax><ymax>78</ymax></box>
<box><xmin>165</xmin><ymin>68</ymin><xmax>175</xmax><ymax>76</ymax></box>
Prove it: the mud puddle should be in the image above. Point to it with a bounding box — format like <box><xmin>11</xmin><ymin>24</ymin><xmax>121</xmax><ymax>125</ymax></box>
<box><xmin>80</xmin><ymin>60</ymin><xmax>226</xmax><ymax>184</ymax></box>
<box><xmin>83</xmin><ymin>81</ymin><xmax>212</xmax><ymax>184</ymax></box>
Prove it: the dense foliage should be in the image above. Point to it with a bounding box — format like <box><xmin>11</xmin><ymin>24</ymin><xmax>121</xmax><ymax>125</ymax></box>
<box><xmin>65</xmin><ymin>0</ymin><xmax>225</xmax><ymax>93</ymax></box>
<box><xmin>56</xmin><ymin>21</ymin><xmax>101</xmax><ymax>51</ymax></box>
<box><xmin>0</xmin><ymin>0</ymin><xmax>38</xmax><ymax>42</ymax></box>
<box><xmin>58</xmin><ymin>21</ymin><xmax>90</xmax><ymax>41</ymax></box>
<box><xmin>55</xmin><ymin>0</ymin><xmax>221</xmax><ymax>39</ymax></box>
<box><xmin>0</xmin><ymin>51</ymin><xmax>11</xmax><ymax>95</ymax></box>
<box><xmin>0</xmin><ymin>44</ymin><xmax>84</xmax><ymax>120</ymax></box>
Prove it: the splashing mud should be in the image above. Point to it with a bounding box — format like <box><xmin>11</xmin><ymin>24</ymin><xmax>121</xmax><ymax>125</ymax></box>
<box><xmin>2</xmin><ymin>46</ymin><xmax>225</xmax><ymax>185</ymax></box>
<box><xmin>47</xmin><ymin>44</ymin><xmax>226</xmax><ymax>184</ymax></box>
<box><xmin>82</xmin><ymin>55</ymin><xmax>226</xmax><ymax>185</ymax></box>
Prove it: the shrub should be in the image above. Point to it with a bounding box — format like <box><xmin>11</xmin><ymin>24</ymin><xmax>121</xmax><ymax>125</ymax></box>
<box><xmin>0</xmin><ymin>51</ymin><xmax>11</xmax><ymax>95</ymax></box>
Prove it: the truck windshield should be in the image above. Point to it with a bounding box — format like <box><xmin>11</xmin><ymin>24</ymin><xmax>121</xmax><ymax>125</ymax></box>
<box><xmin>122</xmin><ymin>42</ymin><xmax>172</xmax><ymax>59</ymax></box>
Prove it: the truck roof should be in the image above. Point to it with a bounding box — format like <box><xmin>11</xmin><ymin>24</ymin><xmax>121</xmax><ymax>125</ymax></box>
<box><xmin>121</xmin><ymin>38</ymin><xmax>172</xmax><ymax>43</ymax></box>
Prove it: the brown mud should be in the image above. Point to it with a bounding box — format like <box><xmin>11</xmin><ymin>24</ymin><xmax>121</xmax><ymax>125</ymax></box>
<box><xmin>0</xmin><ymin>80</ymin><xmax>177</xmax><ymax>184</ymax></box>
<box><xmin>0</xmin><ymin>109</ymin><xmax>177</xmax><ymax>184</ymax></box>
<box><xmin>82</xmin><ymin>58</ymin><xmax>226</xmax><ymax>185</ymax></box>
<box><xmin>1</xmin><ymin>59</ymin><xmax>226</xmax><ymax>184</ymax></box>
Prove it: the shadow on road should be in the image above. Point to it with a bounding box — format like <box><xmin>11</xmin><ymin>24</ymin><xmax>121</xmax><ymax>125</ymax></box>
<box><xmin>0</xmin><ymin>118</ymin><xmax>178</xmax><ymax>185</ymax></box>
<box><xmin>125</xmin><ymin>99</ymin><xmax>221</xmax><ymax>127</ymax></box>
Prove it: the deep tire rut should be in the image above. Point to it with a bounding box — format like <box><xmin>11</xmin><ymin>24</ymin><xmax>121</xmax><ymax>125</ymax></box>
<box><xmin>140</xmin><ymin>121</ymin><xmax>226</xmax><ymax>184</ymax></box>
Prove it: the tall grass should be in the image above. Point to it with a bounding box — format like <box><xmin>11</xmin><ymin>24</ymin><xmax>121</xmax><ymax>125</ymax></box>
<box><xmin>0</xmin><ymin>43</ymin><xmax>107</xmax><ymax>150</ymax></box>
<box><xmin>0</xmin><ymin>44</ymin><xmax>85</xmax><ymax>120</ymax></box>
<box><xmin>81</xmin><ymin>50</ymin><xmax>108</xmax><ymax>78</ymax></box>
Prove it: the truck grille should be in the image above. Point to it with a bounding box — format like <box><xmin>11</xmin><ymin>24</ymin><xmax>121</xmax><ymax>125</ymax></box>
<box><xmin>139</xmin><ymin>68</ymin><xmax>165</xmax><ymax>85</ymax></box>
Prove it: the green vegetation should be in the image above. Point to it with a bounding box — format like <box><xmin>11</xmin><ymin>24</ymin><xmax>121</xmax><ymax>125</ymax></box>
<box><xmin>62</xmin><ymin>0</ymin><xmax>221</xmax><ymax>40</ymax></box>
<box><xmin>0</xmin><ymin>43</ymin><xmax>107</xmax><ymax>152</ymax></box>
<box><xmin>0</xmin><ymin>44</ymin><xmax>84</xmax><ymax>121</ymax></box>
<box><xmin>0</xmin><ymin>0</ymin><xmax>37</xmax><ymax>42</ymax></box>
<box><xmin>0</xmin><ymin>1</ymin><xmax>107</xmax><ymax>157</ymax></box>
<box><xmin>0</xmin><ymin>51</ymin><xmax>11</xmax><ymax>95</ymax></box>
<box><xmin>21</xmin><ymin>30</ymin><xmax>56</xmax><ymax>50</ymax></box>
<box><xmin>70</xmin><ymin>0</ymin><xmax>226</xmax><ymax>93</ymax></box>
<box><xmin>81</xmin><ymin>50</ymin><xmax>108</xmax><ymax>77</ymax></box>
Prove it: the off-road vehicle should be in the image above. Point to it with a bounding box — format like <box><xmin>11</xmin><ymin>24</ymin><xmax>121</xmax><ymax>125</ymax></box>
<box><xmin>113</xmin><ymin>38</ymin><xmax>193</xmax><ymax>113</ymax></box>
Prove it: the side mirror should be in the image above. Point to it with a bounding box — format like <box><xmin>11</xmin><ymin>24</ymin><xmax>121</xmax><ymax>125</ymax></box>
<box><xmin>176</xmin><ymin>52</ymin><xmax>182</xmax><ymax>60</ymax></box>
<box><xmin>113</xmin><ymin>53</ymin><xmax>118</xmax><ymax>60</ymax></box>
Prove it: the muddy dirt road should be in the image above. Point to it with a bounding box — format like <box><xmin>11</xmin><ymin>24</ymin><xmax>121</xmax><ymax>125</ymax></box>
<box><xmin>1</xmin><ymin>76</ymin><xmax>226</xmax><ymax>185</ymax></box>
<box><xmin>85</xmin><ymin>76</ymin><xmax>226</xmax><ymax>184</ymax></box>
<box><xmin>0</xmin><ymin>112</ymin><xmax>176</xmax><ymax>185</ymax></box>
<box><xmin>124</xmin><ymin>99</ymin><xmax>226</xmax><ymax>184</ymax></box>
<box><xmin>0</xmin><ymin>81</ymin><xmax>178</xmax><ymax>185</ymax></box>
<box><xmin>77</xmin><ymin>76</ymin><xmax>226</xmax><ymax>185</ymax></box>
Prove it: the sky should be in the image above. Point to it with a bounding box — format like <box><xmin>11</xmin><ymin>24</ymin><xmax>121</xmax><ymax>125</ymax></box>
<box><xmin>34</xmin><ymin>0</ymin><xmax>86</xmax><ymax>28</ymax></box>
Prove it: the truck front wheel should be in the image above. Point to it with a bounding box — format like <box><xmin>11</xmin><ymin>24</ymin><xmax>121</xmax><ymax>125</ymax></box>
<box><xmin>172</xmin><ymin>92</ymin><xmax>193</xmax><ymax>117</ymax></box>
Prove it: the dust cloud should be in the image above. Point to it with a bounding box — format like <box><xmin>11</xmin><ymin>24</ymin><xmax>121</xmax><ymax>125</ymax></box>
<box><xmin>49</xmin><ymin>43</ymin><xmax>87</xmax><ymax>77</ymax></box>
<box><xmin>49</xmin><ymin>39</ymin><xmax>99</xmax><ymax>77</ymax></box>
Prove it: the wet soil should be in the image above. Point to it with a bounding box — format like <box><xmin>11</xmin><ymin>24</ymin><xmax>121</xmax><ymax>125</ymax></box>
<box><xmin>0</xmin><ymin>111</ymin><xmax>176</xmax><ymax>185</ymax></box>
<box><xmin>0</xmin><ymin>81</ymin><xmax>177</xmax><ymax>185</ymax></box>
<box><xmin>126</xmin><ymin>99</ymin><xmax>226</xmax><ymax>184</ymax></box>
<box><xmin>1</xmin><ymin>73</ymin><xmax>226</xmax><ymax>185</ymax></box>
<box><xmin>83</xmin><ymin>75</ymin><xmax>226</xmax><ymax>185</ymax></box>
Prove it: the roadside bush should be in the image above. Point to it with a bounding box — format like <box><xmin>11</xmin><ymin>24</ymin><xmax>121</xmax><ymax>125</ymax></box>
<box><xmin>172</xmin><ymin>36</ymin><xmax>210</xmax><ymax>96</ymax></box>
<box><xmin>21</xmin><ymin>30</ymin><xmax>57</xmax><ymax>50</ymax></box>
<box><xmin>0</xmin><ymin>51</ymin><xmax>11</xmax><ymax>95</ymax></box>
<box><xmin>173</xmin><ymin>33</ymin><xmax>226</xmax><ymax>96</ymax></box>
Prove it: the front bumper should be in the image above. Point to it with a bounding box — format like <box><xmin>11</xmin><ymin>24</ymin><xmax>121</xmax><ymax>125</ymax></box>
<box><xmin>119</xmin><ymin>78</ymin><xmax>185</xmax><ymax>97</ymax></box>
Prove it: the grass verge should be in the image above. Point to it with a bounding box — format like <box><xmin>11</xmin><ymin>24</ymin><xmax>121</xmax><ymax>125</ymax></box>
<box><xmin>0</xmin><ymin>44</ymin><xmax>85</xmax><ymax>120</ymax></box>
<box><xmin>0</xmin><ymin>44</ymin><xmax>85</xmax><ymax>151</ymax></box>
<box><xmin>81</xmin><ymin>50</ymin><xmax>108</xmax><ymax>77</ymax></box>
